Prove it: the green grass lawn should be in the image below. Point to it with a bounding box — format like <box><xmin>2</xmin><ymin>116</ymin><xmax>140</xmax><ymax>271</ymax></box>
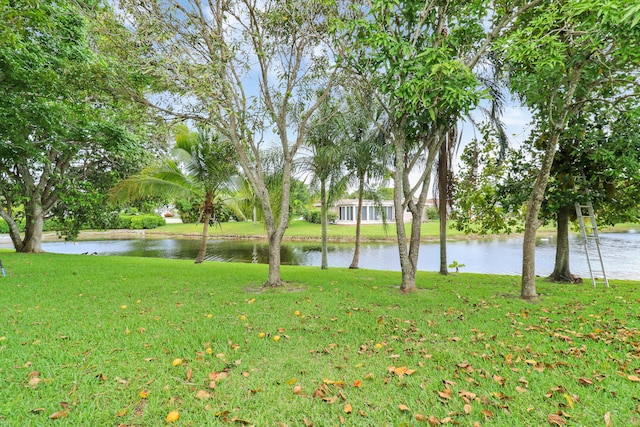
<box><xmin>1</xmin><ymin>252</ymin><xmax>639</xmax><ymax>426</ymax></box>
<box><xmin>86</xmin><ymin>218</ymin><xmax>637</xmax><ymax>243</ymax></box>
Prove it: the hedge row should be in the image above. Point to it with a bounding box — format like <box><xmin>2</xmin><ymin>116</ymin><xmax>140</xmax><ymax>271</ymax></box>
<box><xmin>0</xmin><ymin>214</ymin><xmax>165</xmax><ymax>234</ymax></box>
<box><xmin>115</xmin><ymin>214</ymin><xmax>166</xmax><ymax>230</ymax></box>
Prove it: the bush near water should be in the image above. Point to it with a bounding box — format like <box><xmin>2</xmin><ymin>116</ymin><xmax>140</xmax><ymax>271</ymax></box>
<box><xmin>0</xmin><ymin>214</ymin><xmax>166</xmax><ymax>234</ymax></box>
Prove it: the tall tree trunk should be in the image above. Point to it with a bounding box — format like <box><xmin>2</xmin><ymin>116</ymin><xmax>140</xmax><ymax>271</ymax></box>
<box><xmin>548</xmin><ymin>205</ymin><xmax>574</xmax><ymax>282</ymax></box>
<box><xmin>393</xmin><ymin>132</ymin><xmax>416</xmax><ymax>292</ymax></box>
<box><xmin>195</xmin><ymin>196</ymin><xmax>213</xmax><ymax>264</ymax></box>
<box><xmin>320</xmin><ymin>179</ymin><xmax>328</xmax><ymax>270</ymax></box>
<box><xmin>394</xmin><ymin>127</ymin><xmax>441</xmax><ymax>293</ymax></box>
<box><xmin>521</xmin><ymin>137</ymin><xmax>558</xmax><ymax>300</ymax></box>
<box><xmin>521</xmin><ymin>67</ymin><xmax>583</xmax><ymax>300</ymax></box>
<box><xmin>438</xmin><ymin>140</ymin><xmax>448</xmax><ymax>275</ymax></box>
<box><xmin>349</xmin><ymin>173</ymin><xmax>365</xmax><ymax>269</ymax></box>
<box><xmin>266</xmin><ymin>228</ymin><xmax>283</xmax><ymax>286</ymax></box>
<box><xmin>263</xmin><ymin>159</ymin><xmax>293</xmax><ymax>287</ymax></box>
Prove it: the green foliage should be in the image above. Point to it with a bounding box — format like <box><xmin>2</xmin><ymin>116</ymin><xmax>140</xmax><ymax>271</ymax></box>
<box><xmin>448</xmin><ymin>260</ymin><xmax>466</xmax><ymax>272</ymax></box>
<box><xmin>0</xmin><ymin>214</ymin><xmax>166</xmax><ymax>234</ymax></box>
<box><xmin>174</xmin><ymin>199</ymin><xmax>201</xmax><ymax>224</ymax></box>
<box><xmin>0</xmin><ymin>218</ymin><xmax>20</xmax><ymax>234</ymax></box>
<box><xmin>116</xmin><ymin>214</ymin><xmax>165</xmax><ymax>230</ymax></box>
<box><xmin>110</xmin><ymin>126</ymin><xmax>239</xmax><ymax>225</ymax></box>
<box><xmin>289</xmin><ymin>179</ymin><xmax>313</xmax><ymax>218</ymax></box>
<box><xmin>451</xmin><ymin>127</ymin><xmax>525</xmax><ymax>235</ymax></box>
<box><xmin>340</xmin><ymin>2</ymin><xmax>484</xmax><ymax>123</ymax></box>
<box><xmin>304</xmin><ymin>209</ymin><xmax>337</xmax><ymax>225</ymax></box>
<box><xmin>174</xmin><ymin>198</ymin><xmax>235</xmax><ymax>224</ymax></box>
<box><xmin>0</xmin><ymin>0</ymin><xmax>152</xmax><ymax>250</ymax></box>
<box><xmin>425</xmin><ymin>206</ymin><xmax>439</xmax><ymax>221</ymax></box>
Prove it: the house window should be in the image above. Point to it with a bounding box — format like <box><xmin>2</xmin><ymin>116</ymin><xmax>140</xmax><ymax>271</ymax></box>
<box><xmin>385</xmin><ymin>206</ymin><xmax>394</xmax><ymax>220</ymax></box>
<box><xmin>339</xmin><ymin>206</ymin><xmax>354</xmax><ymax>221</ymax></box>
<box><xmin>362</xmin><ymin>206</ymin><xmax>367</xmax><ymax>220</ymax></box>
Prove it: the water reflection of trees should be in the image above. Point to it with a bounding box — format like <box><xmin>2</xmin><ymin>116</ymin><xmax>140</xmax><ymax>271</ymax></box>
<box><xmin>204</xmin><ymin>240</ymin><xmax>310</xmax><ymax>266</ymax></box>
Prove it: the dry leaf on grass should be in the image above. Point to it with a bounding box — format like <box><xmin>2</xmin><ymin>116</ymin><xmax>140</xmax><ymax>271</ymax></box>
<box><xmin>548</xmin><ymin>413</ymin><xmax>566</xmax><ymax>426</ymax></box>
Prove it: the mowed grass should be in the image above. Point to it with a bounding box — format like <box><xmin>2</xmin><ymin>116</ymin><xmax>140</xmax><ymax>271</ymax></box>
<box><xmin>143</xmin><ymin>219</ymin><xmax>617</xmax><ymax>242</ymax></box>
<box><xmin>147</xmin><ymin>220</ymin><xmax>480</xmax><ymax>242</ymax></box>
<box><xmin>0</xmin><ymin>252</ymin><xmax>639</xmax><ymax>426</ymax></box>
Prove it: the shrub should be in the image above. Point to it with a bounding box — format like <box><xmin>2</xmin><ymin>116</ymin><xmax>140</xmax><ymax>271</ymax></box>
<box><xmin>117</xmin><ymin>214</ymin><xmax>165</xmax><ymax>230</ymax></box>
<box><xmin>304</xmin><ymin>209</ymin><xmax>337</xmax><ymax>224</ymax></box>
<box><xmin>0</xmin><ymin>218</ymin><xmax>25</xmax><ymax>233</ymax></box>
<box><xmin>0</xmin><ymin>218</ymin><xmax>9</xmax><ymax>234</ymax></box>
<box><xmin>425</xmin><ymin>206</ymin><xmax>440</xmax><ymax>221</ymax></box>
<box><xmin>175</xmin><ymin>199</ymin><xmax>200</xmax><ymax>224</ymax></box>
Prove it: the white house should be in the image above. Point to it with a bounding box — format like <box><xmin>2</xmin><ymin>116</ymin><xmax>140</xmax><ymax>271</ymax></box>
<box><xmin>332</xmin><ymin>199</ymin><xmax>437</xmax><ymax>225</ymax></box>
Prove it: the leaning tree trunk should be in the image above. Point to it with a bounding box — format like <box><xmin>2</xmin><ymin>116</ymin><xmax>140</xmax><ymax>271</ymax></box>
<box><xmin>0</xmin><ymin>211</ymin><xmax>25</xmax><ymax>253</ymax></box>
<box><xmin>438</xmin><ymin>141</ymin><xmax>448</xmax><ymax>275</ymax></box>
<box><xmin>548</xmin><ymin>205</ymin><xmax>574</xmax><ymax>282</ymax></box>
<box><xmin>194</xmin><ymin>196</ymin><xmax>213</xmax><ymax>264</ymax></box>
<box><xmin>349</xmin><ymin>174</ymin><xmax>365</xmax><ymax>269</ymax></box>
<box><xmin>521</xmin><ymin>136</ymin><xmax>559</xmax><ymax>300</ymax></box>
<box><xmin>521</xmin><ymin>65</ymin><xmax>583</xmax><ymax>301</ymax></box>
<box><xmin>320</xmin><ymin>179</ymin><xmax>328</xmax><ymax>270</ymax></box>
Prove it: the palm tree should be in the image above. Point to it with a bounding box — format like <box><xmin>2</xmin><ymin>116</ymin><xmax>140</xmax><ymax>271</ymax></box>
<box><xmin>110</xmin><ymin>125</ymin><xmax>238</xmax><ymax>263</ymax></box>
<box><xmin>342</xmin><ymin>93</ymin><xmax>390</xmax><ymax>269</ymax></box>
<box><xmin>302</xmin><ymin>98</ymin><xmax>348</xmax><ymax>270</ymax></box>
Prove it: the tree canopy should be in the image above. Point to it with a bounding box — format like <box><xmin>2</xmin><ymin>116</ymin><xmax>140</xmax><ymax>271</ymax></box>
<box><xmin>0</xmin><ymin>0</ymin><xmax>152</xmax><ymax>252</ymax></box>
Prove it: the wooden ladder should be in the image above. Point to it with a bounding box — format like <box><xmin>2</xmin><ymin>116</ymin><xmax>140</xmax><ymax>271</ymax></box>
<box><xmin>574</xmin><ymin>201</ymin><xmax>609</xmax><ymax>287</ymax></box>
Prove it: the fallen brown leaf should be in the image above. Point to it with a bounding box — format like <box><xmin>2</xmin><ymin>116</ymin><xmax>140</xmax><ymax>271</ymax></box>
<box><xmin>438</xmin><ymin>387</ymin><xmax>453</xmax><ymax>400</ymax></box>
<box><xmin>344</xmin><ymin>403</ymin><xmax>352</xmax><ymax>413</ymax></box>
<box><xmin>605</xmin><ymin>411</ymin><xmax>613</xmax><ymax>427</ymax></box>
<box><xmin>49</xmin><ymin>410</ymin><xmax>68</xmax><ymax>420</ymax></box>
<box><xmin>459</xmin><ymin>390</ymin><xmax>477</xmax><ymax>401</ymax></box>
<box><xmin>195</xmin><ymin>390</ymin><xmax>212</xmax><ymax>400</ymax></box>
<box><xmin>323</xmin><ymin>396</ymin><xmax>339</xmax><ymax>405</ymax></box>
<box><xmin>548</xmin><ymin>413</ymin><xmax>566</xmax><ymax>426</ymax></box>
<box><xmin>492</xmin><ymin>374</ymin><xmax>506</xmax><ymax>386</ymax></box>
<box><xmin>427</xmin><ymin>415</ymin><xmax>442</xmax><ymax>426</ymax></box>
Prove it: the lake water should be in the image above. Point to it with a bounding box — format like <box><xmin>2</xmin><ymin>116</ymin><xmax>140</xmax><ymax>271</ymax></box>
<box><xmin>2</xmin><ymin>231</ymin><xmax>638</xmax><ymax>280</ymax></box>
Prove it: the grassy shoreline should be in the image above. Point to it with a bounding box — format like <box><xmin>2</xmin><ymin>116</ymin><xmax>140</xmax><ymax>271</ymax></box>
<box><xmin>1</xmin><ymin>252</ymin><xmax>638</xmax><ymax>426</ymax></box>
<box><xmin>60</xmin><ymin>219</ymin><xmax>640</xmax><ymax>245</ymax></box>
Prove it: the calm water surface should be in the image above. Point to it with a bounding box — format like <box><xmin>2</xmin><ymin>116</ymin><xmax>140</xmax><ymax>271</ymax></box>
<box><xmin>3</xmin><ymin>231</ymin><xmax>638</xmax><ymax>280</ymax></box>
